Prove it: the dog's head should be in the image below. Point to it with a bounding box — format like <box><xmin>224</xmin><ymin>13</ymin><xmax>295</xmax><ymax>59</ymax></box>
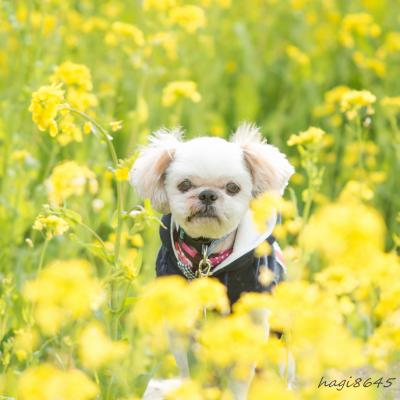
<box><xmin>129</xmin><ymin>123</ymin><xmax>294</xmax><ymax>239</ymax></box>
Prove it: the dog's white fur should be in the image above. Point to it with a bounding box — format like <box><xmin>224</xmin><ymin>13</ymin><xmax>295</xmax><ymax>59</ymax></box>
<box><xmin>130</xmin><ymin>123</ymin><xmax>294</xmax><ymax>239</ymax></box>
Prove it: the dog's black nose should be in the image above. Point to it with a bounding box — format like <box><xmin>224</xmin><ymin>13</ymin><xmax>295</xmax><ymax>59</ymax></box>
<box><xmin>199</xmin><ymin>190</ymin><xmax>218</xmax><ymax>205</ymax></box>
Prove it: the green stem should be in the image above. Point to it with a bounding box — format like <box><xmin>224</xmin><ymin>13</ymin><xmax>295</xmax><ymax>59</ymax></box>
<box><xmin>38</xmin><ymin>237</ymin><xmax>49</xmax><ymax>273</ymax></box>
<box><xmin>67</xmin><ymin>108</ymin><xmax>123</xmax><ymax>263</ymax></box>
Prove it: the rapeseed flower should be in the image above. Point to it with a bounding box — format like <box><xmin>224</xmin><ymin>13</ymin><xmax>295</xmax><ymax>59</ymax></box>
<box><xmin>18</xmin><ymin>364</ymin><xmax>98</xmax><ymax>400</ymax></box>
<box><xmin>287</xmin><ymin>126</ymin><xmax>326</xmax><ymax>147</ymax></box>
<box><xmin>47</xmin><ymin>161</ymin><xmax>98</xmax><ymax>205</ymax></box>
<box><xmin>78</xmin><ymin>322</ymin><xmax>128</xmax><ymax>369</ymax></box>
<box><xmin>162</xmin><ymin>80</ymin><xmax>201</xmax><ymax>107</ymax></box>
<box><xmin>300</xmin><ymin>201</ymin><xmax>385</xmax><ymax>269</ymax></box>
<box><xmin>23</xmin><ymin>259</ymin><xmax>104</xmax><ymax>334</ymax></box>
<box><xmin>340</xmin><ymin>89</ymin><xmax>376</xmax><ymax>120</ymax></box>
<box><xmin>33</xmin><ymin>214</ymin><xmax>70</xmax><ymax>239</ymax></box>
<box><xmin>29</xmin><ymin>84</ymin><xmax>65</xmax><ymax>134</ymax></box>
<box><xmin>169</xmin><ymin>5</ymin><xmax>206</xmax><ymax>33</ymax></box>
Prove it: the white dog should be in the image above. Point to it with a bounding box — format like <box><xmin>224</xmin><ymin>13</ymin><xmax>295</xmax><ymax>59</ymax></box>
<box><xmin>129</xmin><ymin>123</ymin><xmax>294</xmax><ymax>399</ymax></box>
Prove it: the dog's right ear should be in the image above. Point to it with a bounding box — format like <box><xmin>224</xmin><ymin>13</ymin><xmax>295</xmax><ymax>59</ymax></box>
<box><xmin>129</xmin><ymin>128</ymin><xmax>183</xmax><ymax>213</ymax></box>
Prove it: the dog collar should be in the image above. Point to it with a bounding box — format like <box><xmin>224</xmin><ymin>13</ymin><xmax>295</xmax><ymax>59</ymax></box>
<box><xmin>173</xmin><ymin>226</ymin><xmax>234</xmax><ymax>279</ymax></box>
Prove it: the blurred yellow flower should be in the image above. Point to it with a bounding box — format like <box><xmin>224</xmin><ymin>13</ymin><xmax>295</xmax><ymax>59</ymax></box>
<box><xmin>340</xmin><ymin>89</ymin><xmax>376</xmax><ymax>120</ymax></box>
<box><xmin>287</xmin><ymin>126</ymin><xmax>326</xmax><ymax>147</ymax></box>
<box><xmin>162</xmin><ymin>80</ymin><xmax>201</xmax><ymax>107</ymax></box>
<box><xmin>132</xmin><ymin>276</ymin><xmax>228</xmax><ymax>333</ymax></box>
<box><xmin>23</xmin><ymin>259</ymin><xmax>104</xmax><ymax>334</ymax></box>
<box><xmin>13</xmin><ymin>328</ymin><xmax>39</xmax><ymax>361</ymax></box>
<box><xmin>300</xmin><ymin>201</ymin><xmax>385</xmax><ymax>269</ymax></box>
<box><xmin>33</xmin><ymin>214</ymin><xmax>70</xmax><ymax>239</ymax></box>
<box><xmin>106</xmin><ymin>21</ymin><xmax>145</xmax><ymax>47</ymax></box>
<box><xmin>198</xmin><ymin>314</ymin><xmax>267</xmax><ymax>375</ymax></box>
<box><xmin>47</xmin><ymin>161</ymin><xmax>98</xmax><ymax>205</ymax></box>
<box><xmin>110</xmin><ymin>120</ymin><xmax>123</xmax><ymax>131</ymax></box>
<box><xmin>381</xmin><ymin>96</ymin><xmax>400</xmax><ymax>111</ymax></box>
<box><xmin>286</xmin><ymin>45</ymin><xmax>310</xmax><ymax>66</ymax></box>
<box><xmin>78</xmin><ymin>322</ymin><xmax>128</xmax><ymax>369</ymax></box>
<box><xmin>18</xmin><ymin>364</ymin><xmax>98</xmax><ymax>400</ymax></box>
<box><xmin>29</xmin><ymin>84</ymin><xmax>65</xmax><ymax>134</ymax></box>
<box><xmin>340</xmin><ymin>13</ymin><xmax>381</xmax><ymax>48</ymax></box>
<box><xmin>51</xmin><ymin>61</ymin><xmax>93</xmax><ymax>92</ymax></box>
<box><xmin>144</xmin><ymin>0</ymin><xmax>176</xmax><ymax>12</ymax></box>
<box><xmin>250</xmin><ymin>192</ymin><xmax>281</xmax><ymax>232</ymax></box>
<box><xmin>169</xmin><ymin>5</ymin><xmax>206</xmax><ymax>33</ymax></box>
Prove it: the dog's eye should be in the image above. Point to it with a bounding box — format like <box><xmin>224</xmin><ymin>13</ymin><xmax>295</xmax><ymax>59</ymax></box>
<box><xmin>226</xmin><ymin>182</ymin><xmax>240</xmax><ymax>195</ymax></box>
<box><xmin>177</xmin><ymin>179</ymin><xmax>193</xmax><ymax>192</ymax></box>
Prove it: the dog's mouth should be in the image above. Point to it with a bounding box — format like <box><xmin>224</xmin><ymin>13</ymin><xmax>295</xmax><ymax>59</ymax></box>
<box><xmin>187</xmin><ymin>206</ymin><xmax>220</xmax><ymax>223</ymax></box>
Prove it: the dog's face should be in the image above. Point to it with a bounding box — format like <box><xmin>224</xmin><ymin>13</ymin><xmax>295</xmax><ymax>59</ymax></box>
<box><xmin>129</xmin><ymin>123</ymin><xmax>294</xmax><ymax>239</ymax></box>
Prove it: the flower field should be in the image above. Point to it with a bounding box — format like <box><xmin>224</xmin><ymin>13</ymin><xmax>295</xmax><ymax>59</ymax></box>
<box><xmin>1</xmin><ymin>0</ymin><xmax>400</xmax><ymax>399</ymax></box>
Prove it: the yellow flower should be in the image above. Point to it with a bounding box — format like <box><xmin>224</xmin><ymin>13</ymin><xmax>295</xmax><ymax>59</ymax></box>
<box><xmin>339</xmin><ymin>180</ymin><xmax>374</xmax><ymax>202</ymax></box>
<box><xmin>23</xmin><ymin>259</ymin><xmax>104</xmax><ymax>334</ymax></box>
<box><xmin>198</xmin><ymin>314</ymin><xmax>267</xmax><ymax>375</ymax></box>
<box><xmin>130</xmin><ymin>233</ymin><xmax>144</xmax><ymax>247</ymax></box>
<box><xmin>33</xmin><ymin>214</ymin><xmax>70</xmax><ymax>239</ymax></box>
<box><xmin>109</xmin><ymin>120</ymin><xmax>123</xmax><ymax>131</ymax></box>
<box><xmin>339</xmin><ymin>13</ymin><xmax>381</xmax><ymax>48</ymax></box>
<box><xmin>255</xmin><ymin>241</ymin><xmax>271</xmax><ymax>257</ymax></box>
<box><xmin>11</xmin><ymin>149</ymin><xmax>31</xmax><ymax>162</ymax></box>
<box><xmin>144</xmin><ymin>0</ymin><xmax>176</xmax><ymax>12</ymax></box>
<box><xmin>132</xmin><ymin>276</ymin><xmax>228</xmax><ymax>333</ymax></box>
<box><xmin>162</xmin><ymin>80</ymin><xmax>201</xmax><ymax>107</ymax></box>
<box><xmin>115</xmin><ymin>167</ymin><xmax>129</xmax><ymax>181</ymax></box>
<box><xmin>51</xmin><ymin>61</ymin><xmax>93</xmax><ymax>92</ymax></box>
<box><xmin>250</xmin><ymin>192</ymin><xmax>281</xmax><ymax>232</ymax></box>
<box><xmin>18</xmin><ymin>364</ymin><xmax>98</xmax><ymax>400</ymax></box>
<box><xmin>29</xmin><ymin>84</ymin><xmax>65</xmax><ymax>133</ymax></box>
<box><xmin>106</xmin><ymin>21</ymin><xmax>145</xmax><ymax>47</ymax></box>
<box><xmin>286</xmin><ymin>45</ymin><xmax>310</xmax><ymax>66</ymax></box>
<box><xmin>352</xmin><ymin>51</ymin><xmax>386</xmax><ymax>77</ymax></box>
<box><xmin>13</xmin><ymin>328</ymin><xmax>39</xmax><ymax>361</ymax></box>
<box><xmin>56</xmin><ymin>112</ymin><xmax>83</xmax><ymax>145</ymax></box>
<box><xmin>249</xmin><ymin>372</ymin><xmax>297</xmax><ymax>400</ymax></box>
<box><xmin>78</xmin><ymin>322</ymin><xmax>128</xmax><ymax>369</ymax></box>
<box><xmin>381</xmin><ymin>96</ymin><xmax>400</xmax><ymax>112</ymax></box>
<box><xmin>340</xmin><ymin>89</ymin><xmax>376</xmax><ymax>120</ymax></box>
<box><xmin>300</xmin><ymin>201</ymin><xmax>385</xmax><ymax>269</ymax></box>
<box><xmin>166</xmin><ymin>380</ymin><xmax>221</xmax><ymax>400</ymax></box>
<box><xmin>47</xmin><ymin>161</ymin><xmax>98</xmax><ymax>205</ymax></box>
<box><xmin>190</xmin><ymin>277</ymin><xmax>230</xmax><ymax>314</ymax></box>
<box><xmin>169</xmin><ymin>5</ymin><xmax>206</xmax><ymax>33</ymax></box>
<box><xmin>287</xmin><ymin>126</ymin><xmax>326</xmax><ymax>147</ymax></box>
<box><xmin>83</xmin><ymin>121</ymin><xmax>92</xmax><ymax>134</ymax></box>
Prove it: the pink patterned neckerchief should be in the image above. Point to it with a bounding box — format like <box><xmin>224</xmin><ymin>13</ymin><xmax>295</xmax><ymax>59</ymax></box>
<box><xmin>173</xmin><ymin>226</ymin><xmax>233</xmax><ymax>279</ymax></box>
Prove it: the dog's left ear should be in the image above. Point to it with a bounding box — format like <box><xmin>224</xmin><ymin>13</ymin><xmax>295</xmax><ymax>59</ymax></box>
<box><xmin>231</xmin><ymin>123</ymin><xmax>294</xmax><ymax>196</ymax></box>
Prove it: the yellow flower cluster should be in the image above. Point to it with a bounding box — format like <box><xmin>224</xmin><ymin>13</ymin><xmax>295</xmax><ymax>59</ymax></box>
<box><xmin>51</xmin><ymin>61</ymin><xmax>98</xmax><ymax>113</ymax></box>
<box><xmin>78</xmin><ymin>322</ymin><xmax>128</xmax><ymax>369</ymax></box>
<box><xmin>18</xmin><ymin>364</ymin><xmax>98</xmax><ymax>400</ymax></box>
<box><xmin>301</xmin><ymin>200</ymin><xmax>384</xmax><ymax>268</ymax></box>
<box><xmin>339</xmin><ymin>13</ymin><xmax>381</xmax><ymax>48</ymax></box>
<box><xmin>29</xmin><ymin>84</ymin><xmax>65</xmax><ymax>135</ymax></box>
<box><xmin>169</xmin><ymin>5</ymin><xmax>206</xmax><ymax>33</ymax></box>
<box><xmin>30</xmin><ymin>62</ymin><xmax>98</xmax><ymax>145</ymax></box>
<box><xmin>286</xmin><ymin>45</ymin><xmax>310</xmax><ymax>66</ymax></box>
<box><xmin>132</xmin><ymin>276</ymin><xmax>229</xmax><ymax>333</ymax></box>
<box><xmin>46</xmin><ymin>161</ymin><xmax>98</xmax><ymax>205</ymax></box>
<box><xmin>23</xmin><ymin>259</ymin><xmax>104</xmax><ymax>334</ymax></box>
<box><xmin>340</xmin><ymin>89</ymin><xmax>376</xmax><ymax>120</ymax></box>
<box><xmin>287</xmin><ymin>126</ymin><xmax>326</xmax><ymax>147</ymax></box>
<box><xmin>33</xmin><ymin>214</ymin><xmax>70</xmax><ymax>239</ymax></box>
<box><xmin>106</xmin><ymin>21</ymin><xmax>145</xmax><ymax>48</ymax></box>
<box><xmin>162</xmin><ymin>80</ymin><xmax>201</xmax><ymax>107</ymax></box>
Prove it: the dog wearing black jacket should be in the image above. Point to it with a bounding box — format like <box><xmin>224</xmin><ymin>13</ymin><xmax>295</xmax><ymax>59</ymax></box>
<box><xmin>129</xmin><ymin>123</ymin><xmax>294</xmax><ymax>399</ymax></box>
